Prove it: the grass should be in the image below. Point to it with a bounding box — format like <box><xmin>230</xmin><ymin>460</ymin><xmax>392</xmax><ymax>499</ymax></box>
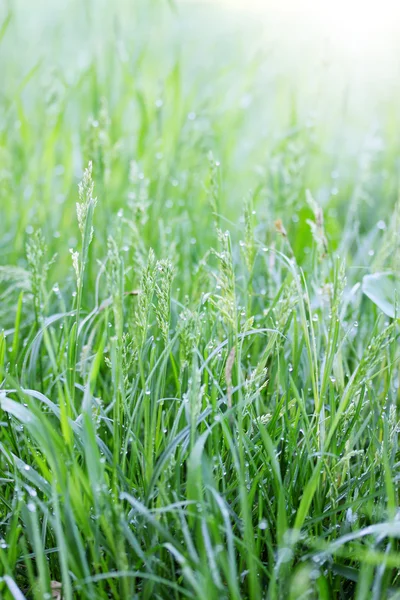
<box><xmin>1</xmin><ymin>0</ymin><xmax>400</xmax><ymax>598</ymax></box>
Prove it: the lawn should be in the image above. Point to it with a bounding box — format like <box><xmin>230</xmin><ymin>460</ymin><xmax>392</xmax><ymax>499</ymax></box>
<box><xmin>1</xmin><ymin>1</ymin><xmax>400</xmax><ymax>598</ymax></box>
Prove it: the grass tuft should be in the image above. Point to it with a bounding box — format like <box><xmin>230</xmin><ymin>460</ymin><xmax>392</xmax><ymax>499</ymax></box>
<box><xmin>1</xmin><ymin>1</ymin><xmax>400</xmax><ymax>598</ymax></box>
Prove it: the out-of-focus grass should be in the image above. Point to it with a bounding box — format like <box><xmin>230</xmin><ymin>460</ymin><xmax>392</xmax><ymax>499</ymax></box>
<box><xmin>1</xmin><ymin>1</ymin><xmax>400</xmax><ymax>598</ymax></box>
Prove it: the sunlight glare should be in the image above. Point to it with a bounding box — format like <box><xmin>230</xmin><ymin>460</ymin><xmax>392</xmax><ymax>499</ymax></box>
<box><xmin>216</xmin><ymin>0</ymin><xmax>400</xmax><ymax>57</ymax></box>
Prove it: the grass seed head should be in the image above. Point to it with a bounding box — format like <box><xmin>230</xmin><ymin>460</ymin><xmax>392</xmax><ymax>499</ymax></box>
<box><xmin>155</xmin><ymin>259</ymin><xmax>175</xmax><ymax>344</ymax></box>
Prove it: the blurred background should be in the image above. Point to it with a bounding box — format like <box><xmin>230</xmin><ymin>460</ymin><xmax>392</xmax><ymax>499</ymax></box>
<box><xmin>1</xmin><ymin>0</ymin><xmax>400</xmax><ymax>272</ymax></box>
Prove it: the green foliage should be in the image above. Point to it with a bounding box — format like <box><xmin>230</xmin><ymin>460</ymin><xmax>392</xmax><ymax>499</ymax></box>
<box><xmin>0</xmin><ymin>1</ymin><xmax>400</xmax><ymax>599</ymax></box>
<box><xmin>362</xmin><ymin>272</ymin><xmax>400</xmax><ymax>318</ymax></box>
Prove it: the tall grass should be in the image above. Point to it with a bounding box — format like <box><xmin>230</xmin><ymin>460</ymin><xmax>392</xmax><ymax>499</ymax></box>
<box><xmin>1</xmin><ymin>1</ymin><xmax>400</xmax><ymax>598</ymax></box>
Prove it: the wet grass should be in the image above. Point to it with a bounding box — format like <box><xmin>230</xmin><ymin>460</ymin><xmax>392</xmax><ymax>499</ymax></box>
<box><xmin>1</xmin><ymin>1</ymin><xmax>400</xmax><ymax>598</ymax></box>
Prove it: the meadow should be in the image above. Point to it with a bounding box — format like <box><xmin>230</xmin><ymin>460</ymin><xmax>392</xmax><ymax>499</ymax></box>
<box><xmin>1</xmin><ymin>0</ymin><xmax>400</xmax><ymax>598</ymax></box>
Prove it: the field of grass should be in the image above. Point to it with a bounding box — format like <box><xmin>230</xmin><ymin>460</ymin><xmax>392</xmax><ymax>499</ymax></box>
<box><xmin>1</xmin><ymin>1</ymin><xmax>400</xmax><ymax>598</ymax></box>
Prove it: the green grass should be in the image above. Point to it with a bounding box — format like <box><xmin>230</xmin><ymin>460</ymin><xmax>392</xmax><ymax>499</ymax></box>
<box><xmin>1</xmin><ymin>1</ymin><xmax>400</xmax><ymax>598</ymax></box>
